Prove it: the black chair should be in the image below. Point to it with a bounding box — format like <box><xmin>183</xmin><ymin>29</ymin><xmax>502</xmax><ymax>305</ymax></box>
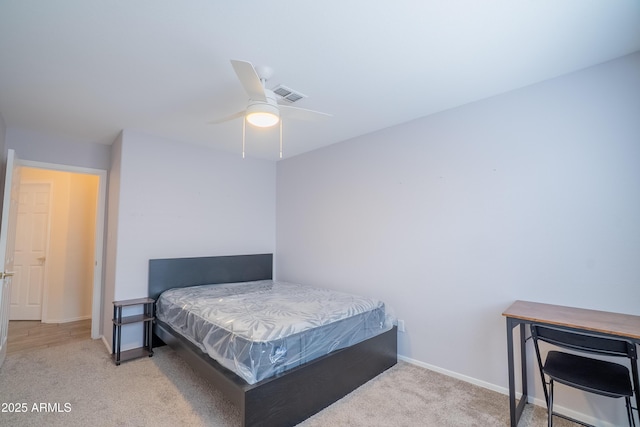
<box><xmin>531</xmin><ymin>324</ymin><xmax>639</xmax><ymax>427</ymax></box>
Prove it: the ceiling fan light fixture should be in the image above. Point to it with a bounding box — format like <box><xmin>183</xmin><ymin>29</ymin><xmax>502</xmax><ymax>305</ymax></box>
<box><xmin>246</xmin><ymin>103</ymin><xmax>280</xmax><ymax>127</ymax></box>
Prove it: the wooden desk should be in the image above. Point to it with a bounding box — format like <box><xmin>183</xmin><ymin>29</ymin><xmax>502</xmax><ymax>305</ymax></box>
<box><xmin>502</xmin><ymin>300</ymin><xmax>640</xmax><ymax>427</ymax></box>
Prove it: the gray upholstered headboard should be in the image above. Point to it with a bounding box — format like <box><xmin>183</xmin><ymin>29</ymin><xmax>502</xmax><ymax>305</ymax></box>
<box><xmin>148</xmin><ymin>253</ymin><xmax>273</xmax><ymax>300</ymax></box>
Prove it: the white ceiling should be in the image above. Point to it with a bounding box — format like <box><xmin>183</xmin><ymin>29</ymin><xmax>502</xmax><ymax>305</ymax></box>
<box><xmin>1</xmin><ymin>1</ymin><xmax>639</xmax><ymax>161</ymax></box>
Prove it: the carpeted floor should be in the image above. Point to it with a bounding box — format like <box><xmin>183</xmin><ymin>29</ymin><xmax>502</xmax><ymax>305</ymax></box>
<box><xmin>0</xmin><ymin>339</ymin><xmax>573</xmax><ymax>426</ymax></box>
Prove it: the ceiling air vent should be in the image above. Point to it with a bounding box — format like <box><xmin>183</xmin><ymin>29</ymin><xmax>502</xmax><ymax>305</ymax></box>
<box><xmin>273</xmin><ymin>85</ymin><xmax>307</xmax><ymax>103</ymax></box>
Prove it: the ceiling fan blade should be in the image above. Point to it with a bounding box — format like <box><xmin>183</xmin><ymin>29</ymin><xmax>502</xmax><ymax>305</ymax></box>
<box><xmin>208</xmin><ymin>110</ymin><xmax>245</xmax><ymax>124</ymax></box>
<box><xmin>279</xmin><ymin>105</ymin><xmax>332</xmax><ymax>121</ymax></box>
<box><xmin>231</xmin><ymin>60</ymin><xmax>267</xmax><ymax>102</ymax></box>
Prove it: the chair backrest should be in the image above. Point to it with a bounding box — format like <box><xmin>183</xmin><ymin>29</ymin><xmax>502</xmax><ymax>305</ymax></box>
<box><xmin>530</xmin><ymin>325</ymin><xmax>637</xmax><ymax>360</ymax></box>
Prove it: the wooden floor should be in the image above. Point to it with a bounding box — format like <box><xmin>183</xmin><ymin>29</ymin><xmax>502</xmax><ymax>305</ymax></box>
<box><xmin>7</xmin><ymin>319</ymin><xmax>91</xmax><ymax>354</ymax></box>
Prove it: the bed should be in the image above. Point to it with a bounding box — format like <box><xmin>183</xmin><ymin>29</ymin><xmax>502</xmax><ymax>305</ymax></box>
<box><xmin>148</xmin><ymin>253</ymin><xmax>397</xmax><ymax>427</ymax></box>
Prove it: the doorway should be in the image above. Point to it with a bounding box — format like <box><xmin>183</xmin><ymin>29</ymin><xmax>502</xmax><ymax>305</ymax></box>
<box><xmin>10</xmin><ymin>161</ymin><xmax>106</xmax><ymax>339</ymax></box>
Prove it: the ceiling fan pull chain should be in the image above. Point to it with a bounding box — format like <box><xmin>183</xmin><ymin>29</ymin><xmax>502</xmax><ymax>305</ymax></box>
<box><xmin>242</xmin><ymin>118</ymin><xmax>246</xmax><ymax>159</ymax></box>
<box><xmin>280</xmin><ymin>120</ymin><xmax>283</xmax><ymax>159</ymax></box>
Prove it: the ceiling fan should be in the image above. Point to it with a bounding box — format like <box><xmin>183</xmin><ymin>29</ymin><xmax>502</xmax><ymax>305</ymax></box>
<box><xmin>211</xmin><ymin>59</ymin><xmax>331</xmax><ymax>158</ymax></box>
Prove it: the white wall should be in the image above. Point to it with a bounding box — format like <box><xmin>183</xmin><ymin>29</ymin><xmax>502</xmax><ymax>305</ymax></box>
<box><xmin>276</xmin><ymin>52</ymin><xmax>640</xmax><ymax>425</ymax></box>
<box><xmin>104</xmin><ymin>130</ymin><xmax>276</xmax><ymax>350</ymax></box>
<box><xmin>63</xmin><ymin>172</ymin><xmax>98</xmax><ymax>320</ymax></box>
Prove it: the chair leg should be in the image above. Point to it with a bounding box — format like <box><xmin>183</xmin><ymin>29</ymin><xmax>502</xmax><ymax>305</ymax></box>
<box><xmin>548</xmin><ymin>379</ymin><xmax>554</xmax><ymax>427</ymax></box>
<box><xmin>626</xmin><ymin>396</ymin><xmax>636</xmax><ymax>427</ymax></box>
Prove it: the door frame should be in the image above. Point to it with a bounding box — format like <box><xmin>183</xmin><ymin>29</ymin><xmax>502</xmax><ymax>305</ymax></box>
<box><xmin>0</xmin><ymin>149</ymin><xmax>20</xmax><ymax>367</ymax></box>
<box><xmin>19</xmin><ymin>160</ymin><xmax>107</xmax><ymax>339</ymax></box>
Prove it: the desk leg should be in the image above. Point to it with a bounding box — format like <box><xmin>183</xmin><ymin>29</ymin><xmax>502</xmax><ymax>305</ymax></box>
<box><xmin>632</xmin><ymin>355</ymin><xmax>640</xmax><ymax>426</ymax></box>
<box><xmin>506</xmin><ymin>317</ymin><xmax>528</xmax><ymax>427</ymax></box>
<box><xmin>519</xmin><ymin>323</ymin><xmax>528</xmax><ymax>406</ymax></box>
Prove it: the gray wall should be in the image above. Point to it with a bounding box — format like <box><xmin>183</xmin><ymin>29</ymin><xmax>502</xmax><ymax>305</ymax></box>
<box><xmin>104</xmin><ymin>130</ymin><xmax>276</xmax><ymax>350</ymax></box>
<box><xmin>0</xmin><ymin>113</ymin><xmax>7</xmax><ymax>218</ymax></box>
<box><xmin>275</xmin><ymin>52</ymin><xmax>640</xmax><ymax>425</ymax></box>
<box><xmin>0</xmin><ymin>113</ymin><xmax>6</xmax><ymax>163</ymax></box>
<box><xmin>6</xmin><ymin>127</ymin><xmax>111</xmax><ymax>170</ymax></box>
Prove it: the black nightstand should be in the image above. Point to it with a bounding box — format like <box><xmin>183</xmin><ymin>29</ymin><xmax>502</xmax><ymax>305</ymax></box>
<box><xmin>112</xmin><ymin>297</ymin><xmax>154</xmax><ymax>365</ymax></box>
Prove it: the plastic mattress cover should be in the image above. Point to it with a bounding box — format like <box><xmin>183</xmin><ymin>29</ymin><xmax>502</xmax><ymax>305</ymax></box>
<box><xmin>156</xmin><ymin>280</ymin><xmax>394</xmax><ymax>384</ymax></box>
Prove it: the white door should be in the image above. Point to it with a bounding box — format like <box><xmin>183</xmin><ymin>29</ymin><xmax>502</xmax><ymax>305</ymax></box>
<box><xmin>9</xmin><ymin>183</ymin><xmax>50</xmax><ymax>320</ymax></box>
<box><xmin>0</xmin><ymin>149</ymin><xmax>21</xmax><ymax>367</ymax></box>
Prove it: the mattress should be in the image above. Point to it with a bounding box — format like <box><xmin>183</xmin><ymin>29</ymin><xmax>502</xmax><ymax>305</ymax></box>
<box><xmin>155</xmin><ymin>280</ymin><xmax>393</xmax><ymax>384</ymax></box>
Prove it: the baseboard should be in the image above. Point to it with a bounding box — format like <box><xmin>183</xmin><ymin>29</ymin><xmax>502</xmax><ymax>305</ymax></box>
<box><xmin>398</xmin><ymin>355</ymin><xmax>510</xmax><ymax>394</ymax></box>
<box><xmin>42</xmin><ymin>315</ymin><xmax>91</xmax><ymax>324</ymax></box>
<box><xmin>397</xmin><ymin>355</ymin><xmax>622</xmax><ymax>427</ymax></box>
<box><xmin>101</xmin><ymin>335</ymin><xmax>112</xmax><ymax>354</ymax></box>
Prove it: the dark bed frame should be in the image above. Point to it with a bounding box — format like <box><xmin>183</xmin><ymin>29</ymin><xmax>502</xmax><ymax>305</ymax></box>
<box><xmin>148</xmin><ymin>253</ymin><xmax>397</xmax><ymax>427</ymax></box>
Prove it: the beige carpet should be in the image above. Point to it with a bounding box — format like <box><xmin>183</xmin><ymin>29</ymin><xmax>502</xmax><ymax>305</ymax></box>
<box><xmin>0</xmin><ymin>339</ymin><xmax>574</xmax><ymax>426</ymax></box>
